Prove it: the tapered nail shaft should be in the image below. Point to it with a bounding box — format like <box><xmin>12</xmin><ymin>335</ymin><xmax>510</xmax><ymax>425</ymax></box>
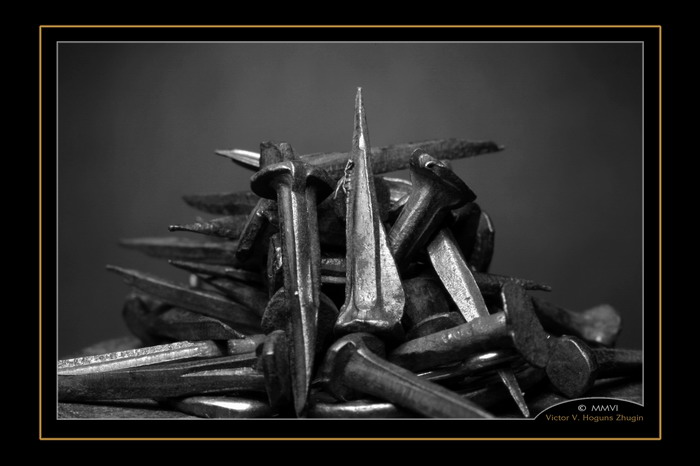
<box><xmin>122</xmin><ymin>294</ymin><xmax>247</xmax><ymax>343</ymax></box>
<box><xmin>107</xmin><ymin>265</ymin><xmax>262</xmax><ymax>333</ymax></box>
<box><xmin>321</xmin><ymin>333</ymin><xmax>493</xmax><ymax>418</ymax></box>
<box><xmin>168</xmin><ymin>215</ymin><xmax>248</xmax><ymax>240</ymax></box>
<box><xmin>335</xmin><ymin>88</ymin><xmax>405</xmax><ymax>339</ymax></box>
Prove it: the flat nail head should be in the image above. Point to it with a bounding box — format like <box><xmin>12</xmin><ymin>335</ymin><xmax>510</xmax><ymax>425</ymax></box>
<box><xmin>410</xmin><ymin>150</ymin><xmax>476</xmax><ymax>205</ymax></box>
<box><xmin>320</xmin><ymin>332</ymin><xmax>386</xmax><ymax>401</ymax></box>
<box><xmin>546</xmin><ymin>335</ymin><xmax>599</xmax><ymax>398</ymax></box>
<box><xmin>250</xmin><ymin>158</ymin><xmax>335</xmax><ymax>202</ymax></box>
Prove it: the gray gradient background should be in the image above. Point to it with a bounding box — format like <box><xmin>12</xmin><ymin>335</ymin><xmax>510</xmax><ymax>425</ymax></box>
<box><xmin>57</xmin><ymin>42</ymin><xmax>643</xmax><ymax>356</ymax></box>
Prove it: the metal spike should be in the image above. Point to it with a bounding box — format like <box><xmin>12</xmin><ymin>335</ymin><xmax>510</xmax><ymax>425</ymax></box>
<box><xmin>106</xmin><ymin>265</ymin><xmax>262</xmax><ymax>333</ymax></box>
<box><xmin>168</xmin><ymin>215</ymin><xmax>248</xmax><ymax>240</ymax></box>
<box><xmin>182</xmin><ymin>191</ymin><xmax>260</xmax><ymax>216</ymax></box>
<box><xmin>335</xmin><ymin>88</ymin><xmax>405</xmax><ymax>339</ymax></box>
<box><xmin>119</xmin><ymin>237</ymin><xmax>250</xmax><ymax>267</ymax></box>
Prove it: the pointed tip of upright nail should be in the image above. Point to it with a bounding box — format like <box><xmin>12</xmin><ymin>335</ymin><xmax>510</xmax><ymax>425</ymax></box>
<box><xmin>353</xmin><ymin>87</ymin><xmax>369</xmax><ymax>155</ymax></box>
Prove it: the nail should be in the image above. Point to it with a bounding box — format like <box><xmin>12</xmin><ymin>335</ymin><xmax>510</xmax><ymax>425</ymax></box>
<box><xmin>59</xmin><ymin>355</ymin><xmax>265</xmax><ymax>401</ymax></box>
<box><xmin>106</xmin><ymin>265</ymin><xmax>262</xmax><ymax>333</ymax></box>
<box><xmin>545</xmin><ymin>336</ymin><xmax>642</xmax><ymax>398</ymax></box>
<box><xmin>388</xmin><ymin>150</ymin><xmax>476</xmax><ymax>269</ymax></box>
<box><xmin>165</xmin><ymin>396</ymin><xmax>274</xmax><ymax>418</ymax></box>
<box><xmin>319</xmin><ymin>332</ymin><xmax>494</xmax><ymax>418</ymax></box>
<box><xmin>168</xmin><ymin>260</ymin><xmax>265</xmax><ymax>287</ymax></box>
<box><xmin>182</xmin><ymin>191</ymin><xmax>260</xmax><ymax>216</ymax></box>
<box><xmin>310</xmin><ymin>362</ymin><xmax>545</xmax><ymax>419</ymax></box>
<box><xmin>121</xmin><ymin>294</ymin><xmax>247</xmax><ymax>343</ymax></box>
<box><xmin>119</xmin><ymin>237</ymin><xmax>249</xmax><ymax>268</ymax></box>
<box><xmin>388</xmin><ymin>282</ymin><xmax>551</xmax><ymax>372</ymax></box>
<box><xmin>335</xmin><ymin>88</ymin><xmax>405</xmax><ymax>339</ymax></box>
<box><xmin>531</xmin><ymin>297</ymin><xmax>622</xmax><ymax>347</ymax></box>
<box><xmin>417</xmin><ymin>235</ymin><xmax>531</xmax><ymax>417</ymax></box>
<box><xmin>250</xmin><ymin>141</ymin><xmax>334</xmax><ymax>416</ymax></box>
<box><xmin>168</xmin><ymin>214</ymin><xmax>248</xmax><ymax>240</ymax></box>
<box><xmin>58</xmin><ymin>336</ymin><xmax>263</xmax><ymax>376</ymax></box>
<box><xmin>218</xmin><ymin>138</ymin><xmax>504</xmax><ymax>176</ymax></box>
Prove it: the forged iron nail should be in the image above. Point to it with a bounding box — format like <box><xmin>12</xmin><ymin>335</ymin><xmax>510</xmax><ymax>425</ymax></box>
<box><xmin>388</xmin><ymin>150</ymin><xmax>476</xmax><ymax>269</ymax></box>
<box><xmin>182</xmin><ymin>191</ymin><xmax>260</xmax><ymax>216</ymax></box>
<box><xmin>250</xmin><ymin>141</ymin><xmax>334</xmax><ymax>416</ymax></box>
<box><xmin>168</xmin><ymin>260</ymin><xmax>265</xmax><ymax>286</ymax></box>
<box><xmin>59</xmin><ymin>355</ymin><xmax>265</xmax><ymax>402</ymax></box>
<box><xmin>119</xmin><ymin>237</ymin><xmax>250</xmax><ymax>268</ymax></box>
<box><xmin>122</xmin><ymin>294</ymin><xmax>247</xmax><ymax>343</ymax></box>
<box><xmin>388</xmin><ymin>282</ymin><xmax>552</xmax><ymax>372</ymax></box>
<box><xmin>107</xmin><ymin>265</ymin><xmax>262</xmax><ymax>333</ymax></box>
<box><xmin>320</xmin><ymin>333</ymin><xmax>494</xmax><ymax>418</ymax></box>
<box><xmin>419</xmin><ymin>235</ymin><xmax>531</xmax><ymax>417</ymax></box>
<box><xmin>168</xmin><ymin>215</ymin><xmax>248</xmax><ymax>240</ymax></box>
<box><xmin>545</xmin><ymin>336</ymin><xmax>642</xmax><ymax>398</ymax></box>
<box><xmin>62</xmin><ymin>336</ymin><xmax>143</xmax><ymax>359</ymax></box>
<box><xmin>166</xmin><ymin>395</ymin><xmax>274</xmax><ymax>418</ymax></box>
<box><xmin>218</xmin><ymin>138</ymin><xmax>504</xmax><ymax>177</ymax></box>
<box><xmin>309</xmin><ymin>362</ymin><xmax>542</xmax><ymax>418</ymax></box>
<box><xmin>335</xmin><ymin>88</ymin><xmax>405</xmax><ymax>339</ymax></box>
<box><xmin>197</xmin><ymin>275</ymin><xmax>269</xmax><ymax>317</ymax></box>
<box><xmin>531</xmin><ymin>298</ymin><xmax>622</xmax><ymax>347</ymax></box>
<box><xmin>58</xmin><ymin>336</ymin><xmax>263</xmax><ymax>376</ymax></box>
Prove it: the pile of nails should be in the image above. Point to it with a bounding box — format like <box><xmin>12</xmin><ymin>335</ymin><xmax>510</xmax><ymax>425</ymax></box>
<box><xmin>58</xmin><ymin>88</ymin><xmax>641</xmax><ymax>419</ymax></box>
